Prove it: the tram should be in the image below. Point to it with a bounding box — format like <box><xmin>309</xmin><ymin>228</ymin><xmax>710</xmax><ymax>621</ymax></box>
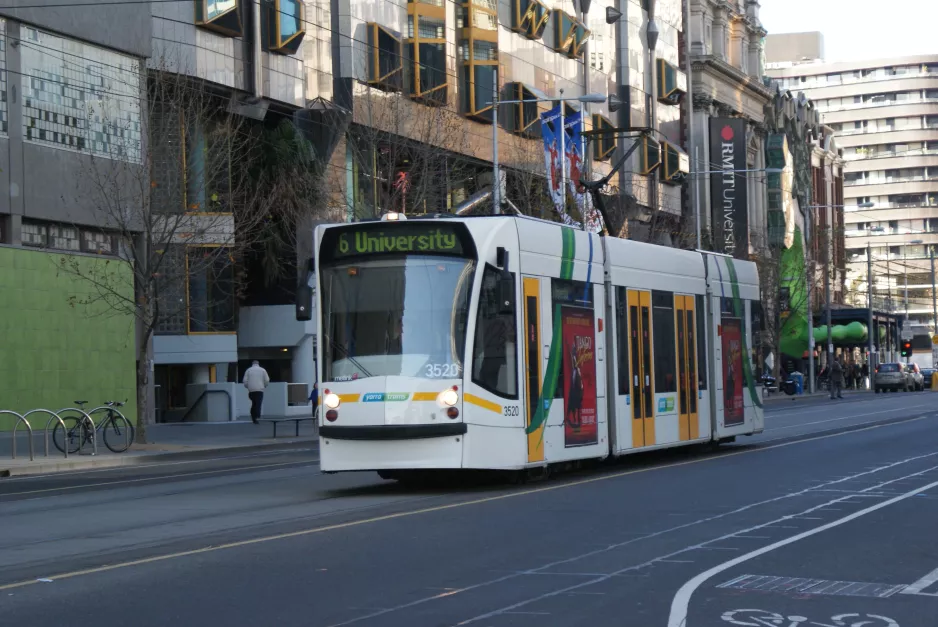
<box><xmin>299</xmin><ymin>213</ymin><xmax>764</xmax><ymax>476</ymax></box>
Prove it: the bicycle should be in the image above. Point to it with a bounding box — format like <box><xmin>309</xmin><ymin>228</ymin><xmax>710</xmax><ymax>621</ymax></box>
<box><xmin>53</xmin><ymin>400</ymin><xmax>135</xmax><ymax>454</ymax></box>
<box><xmin>721</xmin><ymin>609</ymin><xmax>900</xmax><ymax>627</ymax></box>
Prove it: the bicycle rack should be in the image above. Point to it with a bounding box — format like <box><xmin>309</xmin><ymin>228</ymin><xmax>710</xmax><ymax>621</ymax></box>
<box><xmin>24</xmin><ymin>409</ymin><xmax>70</xmax><ymax>459</ymax></box>
<box><xmin>55</xmin><ymin>408</ymin><xmax>97</xmax><ymax>456</ymax></box>
<box><xmin>88</xmin><ymin>406</ymin><xmax>133</xmax><ymax>451</ymax></box>
<box><xmin>3</xmin><ymin>410</ymin><xmax>33</xmax><ymax>461</ymax></box>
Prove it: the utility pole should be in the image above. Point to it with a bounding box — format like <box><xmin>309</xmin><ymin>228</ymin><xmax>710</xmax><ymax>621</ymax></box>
<box><xmin>824</xmin><ymin>223</ymin><xmax>833</xmax><ymax>369</ymax></box>
<box><xmin>806</xmin><ymin>209</ymin><xmax>815</xmax><ymax>393</ymax></box>
<box><xmin>867</xmin><ymin>243</ymin><xmax>875</xmax><ymax>371</ymax></box>
<box><xmin>929</xmin><ymin>244</ymin><xmax>938</xmax><ymax>336</ymax></box>
<box><xmin>491</xmin><ymin>70</ymin><xmax>500</xmax><ymax>215</ymax></box>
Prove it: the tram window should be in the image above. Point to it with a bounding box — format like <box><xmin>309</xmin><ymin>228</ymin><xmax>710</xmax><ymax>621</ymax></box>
<box><xmin>551</xmin><ymin>279</ymin><xmax>594</xmax><ymax>399</ymax></box>
<box><xmin>616</xmin><ymin>287</ymin><xmax>629</xmax><ymax>395</ymax></box>
<box><xmin>696</xmin><ymin>294</ymin><xmax>707</xmax><ymax>390</ymax></box>
<box><xmin>472</xmin><ymin>265</ymin><xmax>518</xmax><ymax>398</ymax></box>
<box><xmin>652</xmin><ymin>290</ymin><xmax>677</xmax><ymax>393</ymax></box>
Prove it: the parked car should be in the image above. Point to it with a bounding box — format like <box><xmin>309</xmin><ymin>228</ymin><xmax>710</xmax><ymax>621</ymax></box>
<box><xmin>922</xmin><ymin>368</ymin><xmax>935</xmax><ymax>389</ymax></box>
<box><xmin>906</xmin><ymin>363</ymin><xmax>925</xmax><ymax>391</ymax></box>
<box><xmin>874</xmin><ymin>362</ymin><xmax>912</xmax><ymax>392</ymax></box>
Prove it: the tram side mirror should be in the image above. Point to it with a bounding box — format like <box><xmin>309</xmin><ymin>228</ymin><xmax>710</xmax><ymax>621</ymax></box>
<box><xmin>295</xmin><ymin>258</ymin><xmax>315</xmax><ymax>322</ymax></box>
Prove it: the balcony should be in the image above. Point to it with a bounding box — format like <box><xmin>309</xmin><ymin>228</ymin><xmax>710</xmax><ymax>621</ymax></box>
<box><xmin>845</xmin><ymin>154</ymin><xmax>938</xmax><ymax>173</ymax></box>
<box><xmin>845</xmin><ymin>180</ymin><xmax>938</xmax><ymax>198</ymax></box>
<box><xmin>836</xmin><ymin>128</ymin><xmax>938</xmax><ymax>148</ymax></box>
<box><xmin>799</xmin><ymin>75</ymin><xmax>938</xmax><ymax>100</ymax></box>
<box><xmin>823</xmin><ymin>101</ymin><xmax>938</xmax><ymax>125</ymax></box>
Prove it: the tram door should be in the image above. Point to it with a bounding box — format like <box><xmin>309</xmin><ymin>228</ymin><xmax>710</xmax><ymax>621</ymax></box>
<box><xmin>627</xmin><ymin>290</ymin><xmax>655</xmax><ymax>447</ymax></box>
<box><xmin>675</xmin><ymin>295</ymin><xmax>699</xmax><ymax>440</ymax></box>
<box><xmin>523</xmin><ymin>277</ymin><xmax>545</xmax><ymax>463</ymax></box>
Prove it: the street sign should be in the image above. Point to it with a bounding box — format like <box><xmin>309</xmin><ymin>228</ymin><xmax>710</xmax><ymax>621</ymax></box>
<box><xmin>901</xmin><ymin>327</ymin><xmax>914</xmax><ymax>340</ymax></box>
<box><xmin>932</xmin><ymin>334</ymin><xmax>938</xmax><ymax>345</ymax></box>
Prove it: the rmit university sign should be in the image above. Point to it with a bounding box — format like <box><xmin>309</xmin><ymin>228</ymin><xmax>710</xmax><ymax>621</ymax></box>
<box><xmin>709</xmin><ymin>118</ymin><xmax>749</xmax><ymax>258</ymax></box>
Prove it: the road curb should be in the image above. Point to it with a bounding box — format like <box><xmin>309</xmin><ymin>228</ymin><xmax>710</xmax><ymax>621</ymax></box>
<box><xmin>0</xmin><ymin>439</ymin><xmax>317</xmax><ymax>478</ymax></box>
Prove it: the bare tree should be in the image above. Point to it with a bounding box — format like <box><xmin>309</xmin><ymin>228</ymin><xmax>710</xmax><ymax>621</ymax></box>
<box><xmin>341</xmin><ymin>82</ymin><xmax>481</xmax><ymax>217</ymax></box>
<box><xmin>56</xmin><ymin>65</ymin><xmax>308</xmax><ymax>442</ymax></box>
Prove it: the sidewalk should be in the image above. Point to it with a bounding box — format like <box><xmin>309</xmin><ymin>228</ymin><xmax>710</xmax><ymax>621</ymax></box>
<box><xmin>0</xmin><ymin>418</ymin><xmax>317</xmax><ymax>477</ymax></box>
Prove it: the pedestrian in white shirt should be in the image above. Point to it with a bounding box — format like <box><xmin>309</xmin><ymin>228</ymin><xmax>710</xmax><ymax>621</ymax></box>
<box><xmin>243</xmin><ymin>360</ymin><xmax>270</xmax><ymax>424</ymax></box>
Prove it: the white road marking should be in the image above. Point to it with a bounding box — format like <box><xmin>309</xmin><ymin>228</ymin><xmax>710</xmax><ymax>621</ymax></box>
<box><xmin>901</xmin><ymin>566</ymin><xmax>938</xmax><ymax>596</ymax></box>
<box><xmin>667</xmin><ymin>474</ymin><xmax>938</xmax><ymax>627</ymax></box>
<box><xmin>451</xmin><ymin>457</ymin><xmax>938</xmax><ymax>625</ymax></box>
<box><xmin>766</xmin><ymin>406</ymin><xmax>932</xmax><ymax>432</ymax></box>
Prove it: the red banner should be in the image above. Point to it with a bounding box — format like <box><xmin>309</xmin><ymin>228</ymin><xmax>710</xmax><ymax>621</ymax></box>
<box><xmin>562</xmin><ymin>306</ymin><xmax>598</xmax><ymax>447</ymax></box>
<box><xmin>722</xmin><ymin>317</ymin><xmax>745</xmax><ymax>425</ymax></box>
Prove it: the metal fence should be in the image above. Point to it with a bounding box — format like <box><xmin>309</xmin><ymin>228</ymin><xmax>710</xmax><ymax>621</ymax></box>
<box><xmin>2</xmin><ymin>406</ymin><xmax>122</xmax><ymax>461</ymax></box>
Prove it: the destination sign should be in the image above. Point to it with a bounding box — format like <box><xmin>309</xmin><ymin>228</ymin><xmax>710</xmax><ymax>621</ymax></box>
<box><xmin>322</xmin><ymin>222</ymin><xmax>470</xmax><ymax>261</ymax></box>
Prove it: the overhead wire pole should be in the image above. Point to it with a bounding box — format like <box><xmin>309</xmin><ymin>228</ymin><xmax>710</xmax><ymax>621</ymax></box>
<box><xmin>868</xmin><ymin>243</ymin><xmax>875</xmax><ymax>370</ymax></box>
<box><xmin>932</xmin><ymin>246</ymin><xmax>937</xmax><ymax>335</ymax></box>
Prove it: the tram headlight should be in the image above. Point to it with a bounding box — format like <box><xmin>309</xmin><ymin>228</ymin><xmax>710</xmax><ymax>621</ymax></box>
<box><xmin>324</xmin><ymin>392</ymin><xmax>341</xmax><ymax>409</ymax></box>
<box><xmin>438</xmin><ymin>388</ymin><xmax>459</xmax><ymax>407</ymax></box>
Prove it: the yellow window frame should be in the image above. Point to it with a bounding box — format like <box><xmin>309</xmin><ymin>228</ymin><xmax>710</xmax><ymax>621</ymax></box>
<box><xmin>268</xmin><ymin>0</ymin><xmax>306</xmax><ymax>55</ymax></box>
<box><xmin>407</xmin><ymin>2</ymin><xmax>448</xmax><ymax>103</ymax></box>
<box><xmin>194</xmin><ymin>0</ymin><xmax>243</xmax><ymax>37</ymax></box>
<box><xmin>511</xmin><ymin>0</ymin><xmax>549</xmax><ymax>40</ymax></box>
<box><xmin>461</xmin><ymin>0</ymin><xmax>499</xmax><ymax>120</ymax></box>
<box><xmin>366</xmin><ymin>23</ymin><xmax>403</xmax><ymax>90</ymax></box>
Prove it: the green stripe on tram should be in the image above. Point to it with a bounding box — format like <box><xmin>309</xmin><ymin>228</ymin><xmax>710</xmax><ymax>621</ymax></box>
<box><xmin>725</xmin><ymin>258</ymin><xmax>763</xmax><ymax>409</ymax></box>
<box><xmin>525</xmin><ymin>229</ymin><xmax>576</xmax><ymax>439</ymax></box>
<box><xmin>560</xmin><ymin>228</ymin><xmax>575</xmax><ymax>280</ymax></box>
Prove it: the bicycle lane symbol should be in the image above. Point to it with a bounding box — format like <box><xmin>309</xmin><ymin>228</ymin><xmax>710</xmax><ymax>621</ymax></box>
<box><xmin>720</xmin><ymin>608</ymin><xmax>900</xmax><ymax>627</ymax></box>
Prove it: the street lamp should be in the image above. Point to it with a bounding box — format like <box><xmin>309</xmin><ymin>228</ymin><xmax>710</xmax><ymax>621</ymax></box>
<box><xmin>490</xmin><ymin>90</ymin><xmax>607</xmax><ymax>218</ymax></box>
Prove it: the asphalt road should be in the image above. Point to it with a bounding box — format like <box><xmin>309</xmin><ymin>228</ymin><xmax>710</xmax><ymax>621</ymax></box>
<box><xmin>2</xmin><ymin>390</ymin><xmax>937</xmax><ymax>627</ymax></box>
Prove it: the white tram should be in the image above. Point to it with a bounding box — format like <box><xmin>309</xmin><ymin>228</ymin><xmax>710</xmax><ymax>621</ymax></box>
<box><xmin>305</xmin><ymin>214</ymin><xmax>764</xmax><ymax>476</ymax></box>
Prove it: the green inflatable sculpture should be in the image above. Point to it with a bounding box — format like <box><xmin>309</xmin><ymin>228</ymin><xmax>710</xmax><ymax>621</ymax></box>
<box><xmin>778</xmin><ymin>227</ymin><xmax>868</xmax><ymax>358</ymax></box>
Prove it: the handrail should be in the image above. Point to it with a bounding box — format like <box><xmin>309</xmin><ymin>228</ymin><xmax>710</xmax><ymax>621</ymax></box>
<box><xmin>180</xmin><ymin>389</ymin><xmax>232</xmax><ymax>423</ymax></box>
<box><xmin>88</xmin><ymin>406</ymin><xmax>133</xmax><ymax>451</ymax></box>
<box><xmin>2</xmin><ymin>411</ymin><xmax>31</xmax><ymax>461</ymax></box>
<box><xmin>23</xmin><ymin>409</ymin><xmax>68</xmax><ymax>459</ymax></box>
<box><xmin>56</xmin><ymin>408</ymin><xmax>97</xmax><ymax>456</ymax></box>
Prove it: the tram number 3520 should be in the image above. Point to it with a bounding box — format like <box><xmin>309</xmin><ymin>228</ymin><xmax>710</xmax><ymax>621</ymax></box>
<box><xmin>504</xmin><ymin>406</ymin><xmax>520</xmax><ymax>417</ymax></box>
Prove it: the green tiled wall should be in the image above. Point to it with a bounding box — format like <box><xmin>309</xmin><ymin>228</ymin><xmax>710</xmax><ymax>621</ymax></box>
<box><xmin>0</xmin><ymin>247</ymin><xmax>137</xmax><ymax>431</ymax></box>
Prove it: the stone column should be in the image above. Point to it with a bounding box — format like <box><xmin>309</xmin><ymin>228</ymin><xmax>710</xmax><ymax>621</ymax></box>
<box><xmin>711</xmin><ymin>10</ymin><xmax>727</xmax><ymax>61</ymax></box>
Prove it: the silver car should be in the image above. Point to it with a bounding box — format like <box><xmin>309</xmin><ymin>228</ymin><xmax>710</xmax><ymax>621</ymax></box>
<box><xmin>906</xmin><ymin>363</ymin><xmax>925</xmax><ymax>391</ymax></box>
<box><xmin>874</xmin><ymin>362</ymin><xmax>911</xmax><ymax>392</ymax></box>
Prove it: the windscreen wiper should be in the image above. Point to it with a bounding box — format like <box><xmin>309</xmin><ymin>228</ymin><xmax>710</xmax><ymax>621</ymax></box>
<box><xmin>329</xmin><ymin>337</ymin><xmax>375</xmax><ymax>379</ymax></box>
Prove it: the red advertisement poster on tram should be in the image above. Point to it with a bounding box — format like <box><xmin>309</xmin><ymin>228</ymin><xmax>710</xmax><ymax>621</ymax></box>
<box><xmin>722</xmin><ymin>317</ymin><xmax>745</xmax><ymax>426</ymax></box>
<box><xmin>561</xmin><ymin>306</ymin><xmax>598</xmax><ymax>447</ymax></box>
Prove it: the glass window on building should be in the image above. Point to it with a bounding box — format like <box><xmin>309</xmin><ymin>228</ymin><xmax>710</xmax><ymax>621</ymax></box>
<box><xmin>21</xmin><ymin>27</ymin><xmax>142</xmax><ymax>162</ymax></box>
<box><xmin>187</xmin><ymin>247</ymin><xmax>236</xmax><ymax>333</ymax></box>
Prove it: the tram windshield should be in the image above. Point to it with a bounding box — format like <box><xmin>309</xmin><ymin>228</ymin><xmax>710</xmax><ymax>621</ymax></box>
<box><xmin>321</xmin><ymin>255</ymin><xmax>475</xmax><ymax>381</ymax></box>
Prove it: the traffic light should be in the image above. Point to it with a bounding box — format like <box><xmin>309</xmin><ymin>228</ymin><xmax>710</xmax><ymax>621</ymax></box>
<box><xmin>901</xmin><ymin>341</ymin><xmax>912</xmax><ymax>358</ymax></box>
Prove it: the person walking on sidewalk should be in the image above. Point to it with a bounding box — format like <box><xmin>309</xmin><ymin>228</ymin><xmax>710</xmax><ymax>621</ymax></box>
<box><xmin>829</xmin><ymin>358</ymin><xmax>845</xmax><ymax>400</ymax></box>
<box><xmin>243</xmin><ymin>360</ymin><xmax>270</xmax><ymax>424</ymax></box>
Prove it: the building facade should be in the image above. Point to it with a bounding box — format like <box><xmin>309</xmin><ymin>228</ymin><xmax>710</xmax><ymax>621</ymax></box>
<box><xmin>768</xmin><ymin>46</ymin><xmax>938</xmax><ymax>332</ymax></box>
<box><xmin>148</xmin><ymin>0</ymin><xmax>342</xmax><ymax>420</ymax></box>
<box><xmin>327</xmin><ymin>0</ymin><xmax>690</xmax><ymax>238</ymax></box>
<box><xmin>0</xmin><ymin>4</ymin><xmax>151</xmax><ymax>425</ymax></box>
<box><xmin>686</xmin><ymin>0</ymin><xmax>772</xmax><ymax>257</ymax></box>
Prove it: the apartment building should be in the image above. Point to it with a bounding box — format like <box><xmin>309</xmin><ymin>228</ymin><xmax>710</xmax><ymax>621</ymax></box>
<box><xmin>767</xmin><ymin>43</ymin><xmax>938</xmax><ymax>329</ymax></box>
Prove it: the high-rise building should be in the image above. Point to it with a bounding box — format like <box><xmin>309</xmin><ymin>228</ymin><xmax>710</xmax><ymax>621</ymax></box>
<box><xmin>767</xmin><ymin>41</ymin><xmax>938</xmax><ymax>331</ymax></box>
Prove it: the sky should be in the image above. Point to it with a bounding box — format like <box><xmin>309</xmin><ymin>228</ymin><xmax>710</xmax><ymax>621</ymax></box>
<box><xmin>760</xmin><ymin>0</ymin><xmax>938</xmax><ymax>62</ymax></box>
